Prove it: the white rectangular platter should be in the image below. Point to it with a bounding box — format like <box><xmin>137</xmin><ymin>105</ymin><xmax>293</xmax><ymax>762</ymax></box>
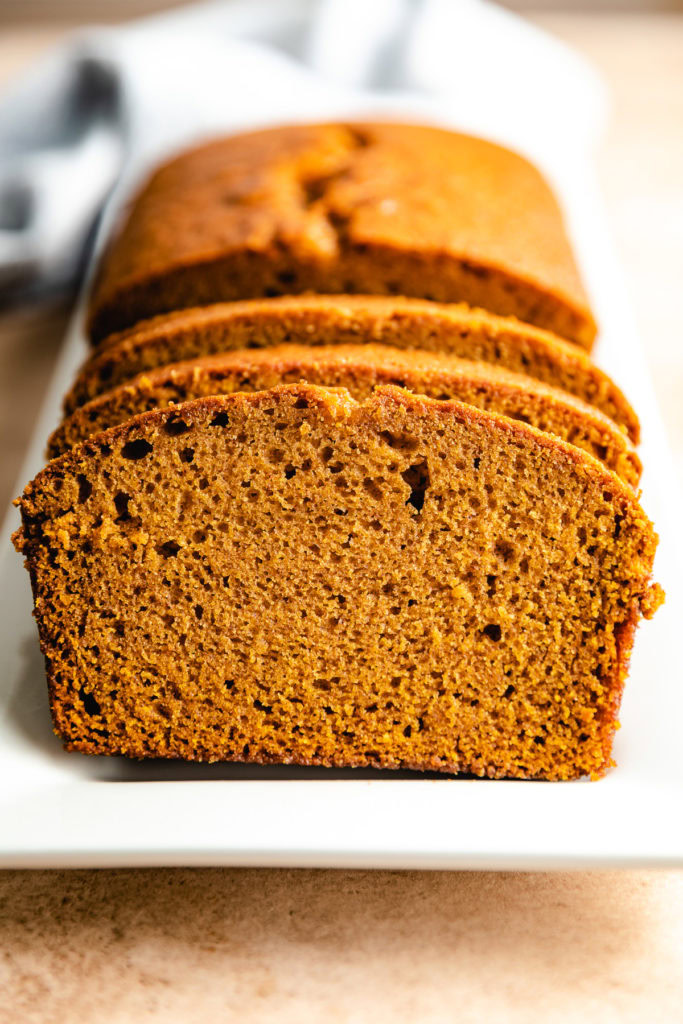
<box><xmin>1</xmin><ymin>28</ymin><xmax>682</xmax><ymax>867</ymax></box>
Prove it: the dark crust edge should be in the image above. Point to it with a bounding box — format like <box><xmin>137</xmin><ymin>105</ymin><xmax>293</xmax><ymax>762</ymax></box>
<box><xmin>48</xmin><ymin>345</ymin><xmax>641</xmax><ymax>486</ymax></box>
<box><xmin>68</xmin><ymin>297</ymin><xmax>635</xmax><ymax>440</ymax></box>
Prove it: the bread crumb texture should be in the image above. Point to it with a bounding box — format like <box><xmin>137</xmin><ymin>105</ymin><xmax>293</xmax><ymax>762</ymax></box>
<box><xmin>16</xmin><ymin>384</ymin><xmax>659</xmax><ymax>780</ymax></box>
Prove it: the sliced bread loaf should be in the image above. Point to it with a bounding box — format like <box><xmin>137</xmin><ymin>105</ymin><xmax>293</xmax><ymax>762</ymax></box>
<box><xmin>15</xmin><ymin>383</ymin><xmax>661</xmax><ymax>780</ymax></box>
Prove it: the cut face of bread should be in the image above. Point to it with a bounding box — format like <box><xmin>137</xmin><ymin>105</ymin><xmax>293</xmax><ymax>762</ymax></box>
<box><xmin>86</xmin><ymin>123</ymin><xmax>595</xmax><ymax>347</ymax></box>
<box><xmin>67</xmin><ymin>297</ymin><xmax>635</xmax><ymax>439</ymax></box>
<box><xmin>49</xmin><ymin>344</ymin><xmax>642</xmax><ymax>488</ymax></box>
<box><xmin>16</xmin><ymin>384</ymin><xmax>660</xmax><ymax>780</ymax></box>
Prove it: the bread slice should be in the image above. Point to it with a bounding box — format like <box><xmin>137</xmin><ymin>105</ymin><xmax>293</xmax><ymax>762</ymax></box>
<box><xmin>86</xmin><ymin>123</ymin><xmax>595</xmax><ymax>347</ymax></box>
<box><xmin>67</xmin><ymin>296</ymin><xmax>635</xmax><ymax>439</ymax></box>
<box><xmin>49</xmin><ymin>344</ymin><xmax>642</xmax><ymax>488</ymax></box>
<box><xmin>15</xmin><ymin>383</ymin><xmax>661</xmax><ymax>780</ymax></box>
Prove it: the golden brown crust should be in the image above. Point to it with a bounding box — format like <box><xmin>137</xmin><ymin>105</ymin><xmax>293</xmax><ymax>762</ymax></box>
<box><xmin>49</xmin><ymin>342</ymin><xmax>642</xmax><ymax>488</ymax></box>
<box><xmin>17</xmin><ymin>383</ymin><xmax>659</xmax><ymax>780</ymax></box>
<box><xmin>86</xmin><ymin>123</ymin><xmax>596</xmax><ymax>347</ymax></box>
<box><xmin>68</xmin><ymin>296</ymin><xmax>635</xmax><ymax>439</ymax></box>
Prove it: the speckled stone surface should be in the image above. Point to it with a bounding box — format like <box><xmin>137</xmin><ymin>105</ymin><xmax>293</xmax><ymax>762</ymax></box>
<box><xmin>2</xmin><ymin>869</ymin><xmax>683</xmax><ymax>1023</ymax></box>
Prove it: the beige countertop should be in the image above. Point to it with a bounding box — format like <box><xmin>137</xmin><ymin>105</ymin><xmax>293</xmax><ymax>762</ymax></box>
<box><xmin>1</xmin><ymin>12</ymin><xmax>682</xmax><ymax>1023</ymax></box>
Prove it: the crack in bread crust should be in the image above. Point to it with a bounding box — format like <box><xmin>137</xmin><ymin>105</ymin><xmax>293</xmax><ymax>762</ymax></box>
<box><xmin>86</xmin><ymin>124</ymin><xmax>596</xmax><ymax>347</ymax></box>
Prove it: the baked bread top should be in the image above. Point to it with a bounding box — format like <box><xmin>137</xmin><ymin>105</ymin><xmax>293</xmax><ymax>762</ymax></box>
<box><xmin>86</xmin><ymin>123</ymin><xmax>596</xmax><ymax>347</ymax></box>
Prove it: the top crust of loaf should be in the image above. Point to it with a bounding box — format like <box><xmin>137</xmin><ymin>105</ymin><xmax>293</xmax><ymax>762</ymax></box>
<box><xmin>86</xmin><ymin>123</ymin><xmax>596</xmax><ymax>347</ymax></box>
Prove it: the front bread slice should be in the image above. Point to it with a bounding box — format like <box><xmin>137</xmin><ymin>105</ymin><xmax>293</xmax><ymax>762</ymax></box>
<box><xmin>15</xmin><ymin>384</ymin><xmax>661</xmax><ymax>779</ymax></box>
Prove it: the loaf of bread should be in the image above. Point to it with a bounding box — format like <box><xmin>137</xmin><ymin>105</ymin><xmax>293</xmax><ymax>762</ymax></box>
<box><xmin>68</xmin><ymin>297</ymin><xmax>634</xmax><ymax>437</ymax></box>
<box><xmin>86</xmin><ymin>123</ymin><xmax>596</xmax><ymax>347</ymax></box>
<box><xmin>49</xmin><ymin>344</ymin><xmax>641</xmax><ymax>487</ymax></box>
<box><xmin>15</xmin><ymin>384</ymin><xmax>661</xmax><ymax>780</ymax></box>
<box><xmin>15</xmin><ymin>117</ymin><xmax>662</xmax><ymax>781</ymax></box>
